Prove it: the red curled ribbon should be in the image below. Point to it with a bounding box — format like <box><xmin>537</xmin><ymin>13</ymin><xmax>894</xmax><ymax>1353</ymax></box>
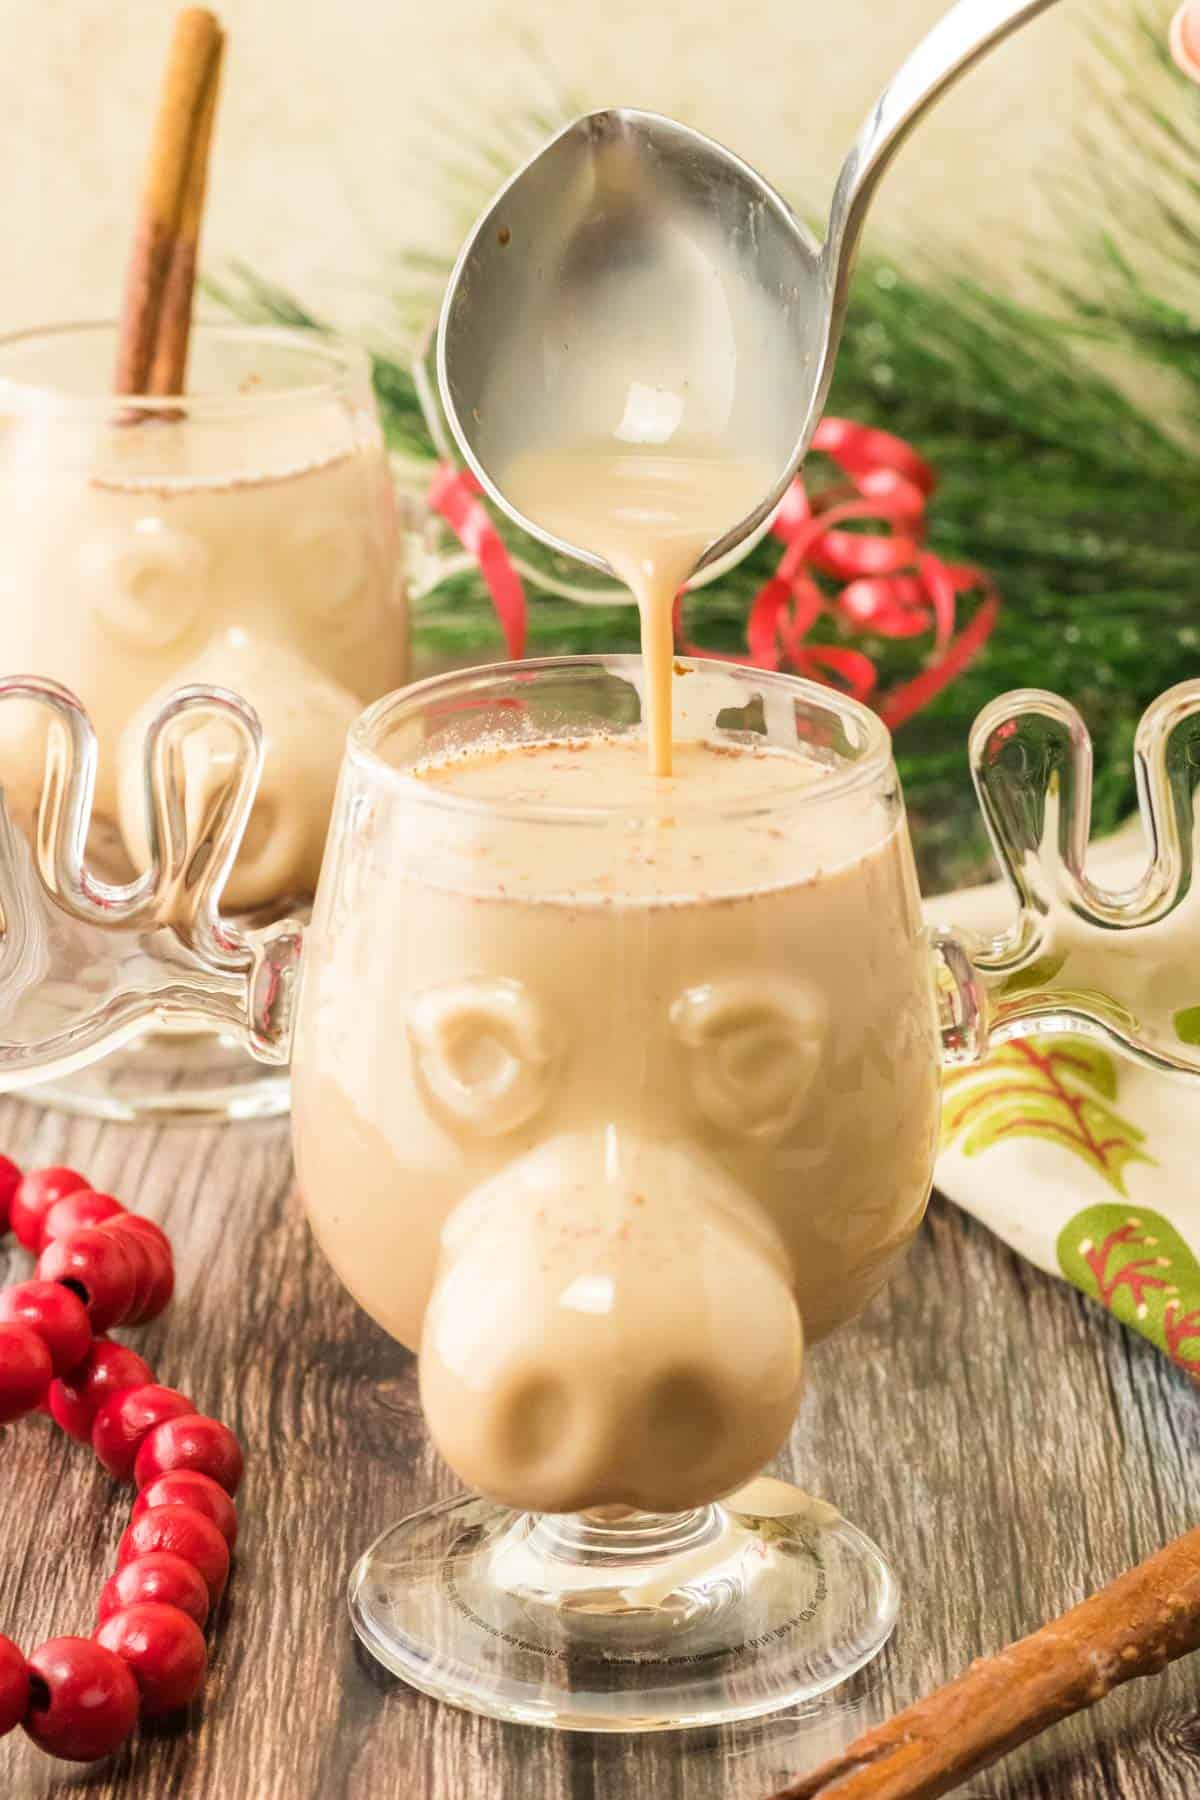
<box><xmin>428</xmin><ymin>417</ymin><xmax>999</xmax><ymax>728</ymax></box>
<box><xmin>427</xmin><ymin>463</ymin><xmax>527</xmax><ymax>660</ymax></box>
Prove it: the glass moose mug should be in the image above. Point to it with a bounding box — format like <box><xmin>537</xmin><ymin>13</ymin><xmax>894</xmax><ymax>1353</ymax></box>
<box><xmin>1</xmin><ymin>656</ymin><xmax>1199</xmax><ymax>1733</ymax></box>
<box><xmin>0</xmin><ymin>320</ymin><xmax>407</xmax><ymax>1122</ymax></box>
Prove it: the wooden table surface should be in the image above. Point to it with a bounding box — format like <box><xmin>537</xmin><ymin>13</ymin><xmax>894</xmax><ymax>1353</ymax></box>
<box><xmin>0</xmin><ymin>1092</ymin><xmax>1197</xmax><ymax>1800</ymax></box>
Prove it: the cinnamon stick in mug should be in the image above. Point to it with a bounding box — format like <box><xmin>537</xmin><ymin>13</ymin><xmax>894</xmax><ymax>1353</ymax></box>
<box><xmin>113</xmin><ymin>8</ymin><xmax>224</xmax><ymax>396</ymax></box>
<box><xmin>147</xmin><ymin>22</ymin><xmax>224</xmax><ymax>396</ymax></box>
<box><xmin>773</xmin><ymin>1526</ymin><xmax>1200</xmax><ymax>1800</ymax></box>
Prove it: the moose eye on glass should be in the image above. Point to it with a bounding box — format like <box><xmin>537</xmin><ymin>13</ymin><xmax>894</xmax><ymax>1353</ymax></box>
<box><xmin>671</xmin><ymin>977</ymin><xmax>826</xmax><ymax>1140</ymax></box>
<box><xmin>83</xmin><ymin>519</ymin><xmax>208</xmax><ymax>652</ymax></box>
<box><xmin>289</xmin><ymin>515</ymin><xmax>371</xmax><ymax>630</ymax></box>
<box><xmin>407</xmin><ymin>976</ymin><xmax>561</xmax><ymax>1137</ymax></box>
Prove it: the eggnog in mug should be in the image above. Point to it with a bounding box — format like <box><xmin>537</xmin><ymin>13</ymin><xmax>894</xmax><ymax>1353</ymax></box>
<box><xmin>294</xmin><ymin>718</ymin><xmax>939</xmax><ymax>1516</ymax></box>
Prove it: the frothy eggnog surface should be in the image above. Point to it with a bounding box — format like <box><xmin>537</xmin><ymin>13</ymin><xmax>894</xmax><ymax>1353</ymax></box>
<box><xmin>406</xmin><ymin>734</ymin><xmax>851</xmax><ymax>898</ymax></box>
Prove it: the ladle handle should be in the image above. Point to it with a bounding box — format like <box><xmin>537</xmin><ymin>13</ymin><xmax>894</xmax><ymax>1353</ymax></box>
<box><xmin>823</xmin><ymin>0</ymin><xmax>1062</xmax><ymax>343</ymax></box>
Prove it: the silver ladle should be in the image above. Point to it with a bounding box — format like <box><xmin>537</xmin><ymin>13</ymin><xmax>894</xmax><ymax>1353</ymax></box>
<box><xmin>438</xmin><ymin>0</ymin><xmax>1062</xmax><ymax>582</ymax></box>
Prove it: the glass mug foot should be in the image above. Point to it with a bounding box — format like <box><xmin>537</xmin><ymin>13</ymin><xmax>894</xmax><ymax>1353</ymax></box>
<box><xmin>26</xmin><ymin>1024</ymin><xmax>290</xmax><ymax>1123</ymax></box>
<box><xmin>347</xmin><ymin>1487</ymin><xmax>897</xmax><ymax>1731</ymax></box>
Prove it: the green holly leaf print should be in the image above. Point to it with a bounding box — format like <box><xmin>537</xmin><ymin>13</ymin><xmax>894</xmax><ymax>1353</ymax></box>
<box><xmin>1057</xmin><ymin>1205</ymin><xmax>1200</xmax><ymax>1380</ymax></box>
<box><xmin>941</xmin><ymin>1037</ymin><xmax>1153</xmax><ymax>1197</ymax></box>
<box><xmin>1174</xmin><ymin>1006</ymin><xmax>1200</xmax><ymax>1047</ymax></box>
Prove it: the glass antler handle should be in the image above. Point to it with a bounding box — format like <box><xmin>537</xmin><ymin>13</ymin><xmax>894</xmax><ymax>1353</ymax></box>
<box><xmin>0</xmin><ymin>678</ymin><xmax>302</xmax><ymax>1093</ymax></box>
<box><xmin>944</xmin><ymin>679</ymin><xmax>1200</xmax><ymax>1075</ymax></box>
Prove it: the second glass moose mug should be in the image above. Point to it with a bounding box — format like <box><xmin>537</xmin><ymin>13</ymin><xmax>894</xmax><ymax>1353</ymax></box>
<box><xmin>0</xmin><ymin>658</ymin><xmax>1197</xmax><ymax>1733</ymax></box>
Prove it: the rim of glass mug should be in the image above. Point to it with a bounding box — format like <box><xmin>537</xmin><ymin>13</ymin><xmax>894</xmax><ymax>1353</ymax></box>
<box><xmin>347</xmin><ymin>655</ymin><xmax>897</xmax><ymax>825</ymax></box>
<box><xmin>0</xmin><ymin>320</ymin><xmax>371</xmax><ymax>418</ymax></box>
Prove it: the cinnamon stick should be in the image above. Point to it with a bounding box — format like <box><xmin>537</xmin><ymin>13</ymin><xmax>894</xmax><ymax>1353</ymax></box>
<box><xmin>772</xmin><ymin>1526</ymin><xmax>1200</xmax><ymax>1800</ymax></box>
<box><xmin>113</xmin><ymin>8</ymin><xmax>223</xmax><ymax>397</ymax></box>
<box><xmin>147</xmin><ymin>23</ymin><xmax>225</xmax><ymax>396</ymax></box>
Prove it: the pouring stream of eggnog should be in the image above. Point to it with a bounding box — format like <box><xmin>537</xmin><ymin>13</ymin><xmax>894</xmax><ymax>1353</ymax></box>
<box><xmin>503</xmin><ymin>447</ymin><xmax>771</xmax><ymax>775</ymax></box>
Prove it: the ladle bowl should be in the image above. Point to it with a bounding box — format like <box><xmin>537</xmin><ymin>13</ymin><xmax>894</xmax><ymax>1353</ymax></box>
<box><xmin>438</xmin><ymin>0</ymin><xmax>1063</xmax><ymax>582</ymax></box>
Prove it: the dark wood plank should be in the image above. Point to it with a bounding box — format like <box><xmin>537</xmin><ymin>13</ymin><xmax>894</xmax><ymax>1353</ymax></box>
<box><xmin>1</xmin><ymin>1089</ymin><xmax>1196</xmax><ymax>1799</ymax></box>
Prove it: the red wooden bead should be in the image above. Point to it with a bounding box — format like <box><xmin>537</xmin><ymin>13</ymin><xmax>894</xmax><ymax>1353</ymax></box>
<box><xmin>10</xmin><ymin>1167</ymin><xmax>90</xmax><ymax>1253</ymax></box>
<box><xmin>0</xmin><ymin>1634</ymin><xmax>29</xmax><ymax>1738</ymax></box>
<box><xmin>135</xmin><ymin>1414</ymin><xmax>244</xmax><ymax>1498</ymax></box>
<box><xmin>133</xmin><ymin>1471</ymin><xmax>238</xmax><ymax>1548</ymax></box>
<box><xmin>92</xmin><ymin>1385</ymin><xmax>194</xmax><ymax>1481</ymax></box>
<box><xmin>95</xmin><ymin>1603</ymin><xmax>206</xmax><ymax>1718</ymax></box>
<box><xmin>107</xmin><ymin>1213</ymin><xmax>171</xmax><ymax>1260</ymax></box>
<box><xmin>37</xmin><ymin>1227</ymin><xmax>137</xmax><ymax>1332</ymax></box>
<box><xmin>41</xmin><ymin>1190</ymin><xmax>125</xmax><ymax>1245</ymax></box>
<box><xmin>0</xmin><ymin>1323</ymin><xmax>53</xmax><ymax>1424</ymax></box>
<box><xmin>100</xmin><ymin>1217</ymin><xmax>174</xmax><ymax>1324</ymax></box>
<box><xmin>0</xmin><ymin>1155</ymin><xmax>21</xmax><ymax>1239</ymax></box>
<box><xmin>0</xmin><ymin>1280</ymin><xmax>92</xmax><ymax>1378</ymax></box>
<box><xmin>100</xmin><ymin>1225</ymin><xmax>156</xmax><ymax>1325</ymax></box>
<box><xmin>22</xmin><ymin>1636</ymin><xmax>139</xmax><ymax>1762</ymax></box>
<box><xmin>118</xmin><ymin>1506</ymin><xmax>230</xmax><ymax>1606</ymax></box>
<box><xmin>48</xmin><ymin>1341</ymin><xmax>154</xmax><ymax>1444</ymax></box>
<box><xmin>97</xmin><ymin>1553</ymin><xmax>210</xmax><ymax>1630</ymax></box>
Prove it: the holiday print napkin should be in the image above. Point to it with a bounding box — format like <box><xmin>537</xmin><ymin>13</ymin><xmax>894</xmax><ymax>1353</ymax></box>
<box><xmin>926</xmin><ymin>823</ymin><xmax>1200</xmax><ymax>1382</ymax></box>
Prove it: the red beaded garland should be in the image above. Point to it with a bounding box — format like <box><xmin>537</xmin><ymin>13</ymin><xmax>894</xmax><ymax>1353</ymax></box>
<box><xmin>0</xmin><ymin>1281</ymin><xmax>92</xmax><ymax>1378</ymax></box>
<box><xmin>0</xmin><ymin>1159</ymin><xmax>21</xmax><ymax>1238</ymax></box>
<box><xmin>135</xmin><ymin>1413</ymin><xmax>245</xmax><ymax>1496</ymax></box>
<box><xmin>94</xmin><ymin>1603</ymin><xmax>208</xmax><ymax>1718</ymax></box>
<box><xmin>9</xmin><ymin>1167</ymin><xmax>90</xmax><ymax>1254</ymax></box>
<box><xmin>118</xmin><ymin>1507</ymin><xmax>230</xmax><ymax>1606</ymax></box>
<box><xmin>92</xmin><ymin>1385</ymin><xmax>195</xmax><ymax>1482</ymax></box>
<box><xmin>0</xmin><ymin>1323</ymin><xmax>53</xmax><ymax>1424</ymax></box>
<box><xmin>101</xmin><ymin>1216</ymin><xmax>174</xmax><ymax>1324</ymax></box>
<box><xmin>37</xmin><ymin>1227</ymin><xmax>138</xmax><ymax>1332</ymax></box>
<box><xmin>97</xmin><ymin>1555</ymin><xmax>211</xmax><ymax>1630</ymax></box>
<box><xmin>41</xmin><ymin>1190</ymin><xmax>125</xmax><ymax>1244</ymax></box>
<box><xmin>0</xmin><ymin>1160</ymin><xmax>242</xmax><ymax>1762</ymax></box>
<box><xmin>133</xmin><ymin>1472</ymin><xmax>238</xmax><ymax>1549</ymax></box>
<box><xmin>106</xmin><ymin>1213</ymin><xmax>171</xmax><ymax>1261</ymax></box>
<box><xmin>22</xmin><ymin>1637</ymin><xmax>140</xmax><ymax>1763</ymax></box>
<box><xmin>0</xmin><ymin>1634</ymin><xmax>29</xmax><ymax>1737</ymax></box>
<box><xmin>102</xmin><ymin>1224</ymin><xmax>157</xmax><ymax>1325</ymax></box>
<box><xmin>48</xmin><ymin>1339</ymin><xmax>155</xmax><ymax>1444</ymax></box>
